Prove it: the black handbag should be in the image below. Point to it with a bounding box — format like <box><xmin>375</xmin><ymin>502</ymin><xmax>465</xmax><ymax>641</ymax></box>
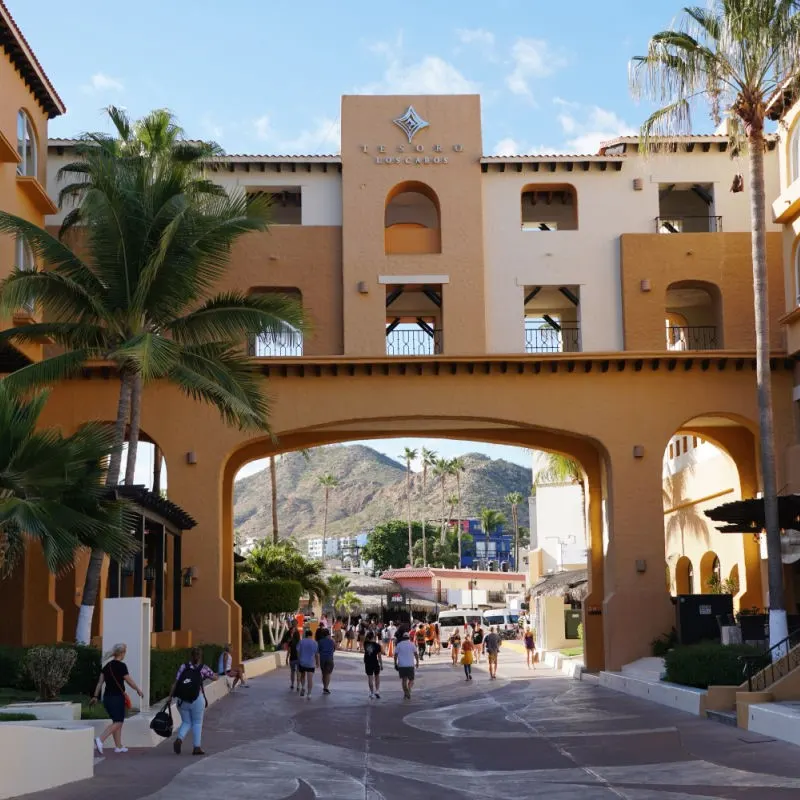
<box><xmin>149</xmin><ymin>700</ymin><xmax>173</xmax><ymax>738</ymax></box>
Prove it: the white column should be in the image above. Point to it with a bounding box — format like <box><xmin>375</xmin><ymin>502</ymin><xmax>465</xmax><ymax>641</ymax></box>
<box><xmin>102</xmin><ymin>598</ymin><xmax>152</xmax><ymax>711</ymax></box>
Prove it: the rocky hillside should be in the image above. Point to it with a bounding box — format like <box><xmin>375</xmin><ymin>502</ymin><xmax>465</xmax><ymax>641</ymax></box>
<box><xmin>234</xmin><ymin>444</ymin><xmax>532</xmax><ymax>545</ymax></box>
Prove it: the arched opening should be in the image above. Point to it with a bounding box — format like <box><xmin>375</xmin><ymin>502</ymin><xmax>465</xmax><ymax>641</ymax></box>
<box><xmin>665</xmin><ymin>280</ymin><xmax>722</xmax><ymax>350</ymax></box>
<box><xmin>14</xmin><ymin>237</ymin><xmax>35</xmax><ymax>313</ymax></box>
<box><xmin>728</xmin><ymin>564</ymin><xmax>740</xmax><ymax>597</ymax></box>
<box><xmin>521</xmin><ymin>183</ymin><xmax>577</xmax><ymax>231</ymax></box>
<box><xmin>16</xmin><ymin>109</ymin><xmax>37</xmax><ymax>178</ymax></box>
<box><xmin>790</xmin><ymin>121</ymin><xmax>800</xmax><ymax>186</ymax></box>
<box><xmin>246</xmin><ymin>287</ymin><xmax>303</xmax><ymax>357</ymax></box>
<box><xmin>384</xmin><ymin>181</ymin><xmax>441</xmax><ymax>254</ymax></box>
<box><xmin>675</xmin><ymin>555</ymin><xmax>693</xmax><ymax>594</ymax></box>
<box><xmin>657</xmin><ymin>182</ymin><xmax>718</xmax><ymax>232</ymax></box>
<box><xmin>700</xmin><ymin>551</ymin><xmax>721</xmax><ymax>593</ymax></box>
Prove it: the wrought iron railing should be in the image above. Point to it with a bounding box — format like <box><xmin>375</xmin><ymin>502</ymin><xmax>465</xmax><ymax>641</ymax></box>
<box><xmin>525</xmin><ymin>325</ymin><xmax>580</xmax><ymax>353</ymax></box>
<box><xmin>665</xmin><ymin>325</ymin><xmax>719</xmax><ymax>351</ymax></box>
<box><xmin>656</xmin><ymin>215</ymin><xmax>722</xmax><ymax>233</ymax></box>
<box><xmin>386</xmin><ymin>328</ymin><xmax>442</xmax><ymax>356</ymax></box>
<box><xmin>248</xmin><ymin>330</ymin><xmax>303</xmax><ymax>357</ymax></box>
<box><xmin>740</xmin><ymin>628</ymin><xmax>800</xmax><ymax>692</ymax></box>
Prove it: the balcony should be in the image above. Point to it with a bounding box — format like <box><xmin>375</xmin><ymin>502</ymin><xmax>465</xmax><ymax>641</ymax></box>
<box><xmin>248</xmin><ymin>329</ymin><xmax>303</xmax><ymax>357</ymax></box>
<box><xmin>525</xmin><ymin>324</ymin><xmax>581</xmax><ymax>353</ymax></box>
<box><xmin>666</xmin><ymin>325</ymin><xmax>719</xmax><ymax>351</ymax></box>
<box><xmin>656</xmin><ymin>215</ymin><xmax>722</xmax><ymax>233</ymax></box>
<box><xmin>386</xmin><ymin>326</ymin><xmax>442</xmax><ymax>356</ymax></box>
<box><xmin>385</xmin><ymin>225</ymin><xmax>441</xmax><ymax>255</ymax></box>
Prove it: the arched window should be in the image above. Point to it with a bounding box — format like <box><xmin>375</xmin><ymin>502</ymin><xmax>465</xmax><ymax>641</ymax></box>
<box><xmin>794</xmin><ymin>242</ymin><xmax>800</xmax><ymax>307</ymax></box>
<box><xmin>15</xmin><ymin>237</ymin><xmax>35</xmax><ymax>312</ymax></box>
<box><xmin>665</xmin><ymin>281</ymin><xmax>722</xmax><ymax>350</ymax></box>
<box><xmin>385</xmin><ymin>181</ymin><xmax>441</xmax><ymax>254</ymax></box>
<box><xmin>790</xmin><ymin>122</ymin><xmax>800</xmax><ymax>185</ymax></box>
<box><xmin>16</xmin><ymin>110</ymin><xmax>37</xmax><ymax>177</ymax></box>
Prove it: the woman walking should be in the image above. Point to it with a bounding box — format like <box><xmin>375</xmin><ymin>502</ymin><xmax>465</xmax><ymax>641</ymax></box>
<box><xmin>363</xmin><ymin>631</ymin><xmax>383</xmax><ymax>699</ymax></box>
<box><xmin>524</xmin><ymin>627</ymin><xmax>536</xmax><ymax>670</ymax></box>
<box><xmin>449</xmin><ymin>630</ymin><xmax>461</xmax><ymax>666</ymax></box>
<box><xmin>461</xmin><ymin>636</ymin><xmax>474</xmax><ymax>681</ymax></box>
<box><xmin>170</xmin><ymin>647</ymin><xmax>218</xmax><ymax>756</ymax></box>
<box><xmin>90</xmin><ymin>643</ymin><xmax>144</xmax><ymax>754</ymax></box>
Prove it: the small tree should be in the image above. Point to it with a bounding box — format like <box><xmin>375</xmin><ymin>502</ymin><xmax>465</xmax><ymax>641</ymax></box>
<box><xmin>335</xmin><ymin>590</ymin><xmax>361</xmax><ymax>626</ymax></box>
<box><xmin>235</xmin><ymin>579</ymin><xmax>302</xmax><ymax>650</ymax></box>
<box><xmin>26</xmin><ymin>646</ymin><xmax>77</xmax><ymax>701</ymax></box>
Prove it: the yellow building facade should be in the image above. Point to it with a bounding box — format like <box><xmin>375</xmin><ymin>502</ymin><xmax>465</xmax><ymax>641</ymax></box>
<box><xmin>3</xmin><ymin>9</ymin><xmax>800</xmax><ymax>673</ymax></box>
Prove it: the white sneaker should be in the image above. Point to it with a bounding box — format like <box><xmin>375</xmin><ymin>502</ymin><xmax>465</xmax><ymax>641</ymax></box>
<box><xmin>94</xmin><ymin>737</ymin><xmax>104</xmax><ymax>755</ymax></box>
<box><xmin>369</xmin><ymin>692</ymin><xmax>374</xmax><ymax>699</ymax></box>
<box><xmin>114</xmin><ymin>747</ymin><xmax>128</xmax><ymax>753</ymax></box>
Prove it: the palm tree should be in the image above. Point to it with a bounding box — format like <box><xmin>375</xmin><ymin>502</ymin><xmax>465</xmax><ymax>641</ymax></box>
<box><xmin>318</xmin><ymin>473</ymin><xmax>338</xmax><ymax>562</ymax></box>
<box><xmin>325</xmin><ymin>573</ymin><xmax>351</xmax><ymax>614</ymax></box>
<box><xmin>243</xmin><ymin>539</ymin><xmax>328</xmax><ymax>604</ymax></box>
<box><xmin>335</xmin><ymin>590</ymin><xmax>361</xmax><ymax>627</ymax></box>
<box><xmin>401</xmin><ymin>447</ymin><xmax>418</xmax><ymax>566</ymax></box>
<box><xmin>450</xmin><ymin>456</ymin><xmax>466</xmax><ymax>565</ymax></box>
<box><xmin>534</xmin><ymin>452</ymin><xmax>586</xmax><ymax>548</ymax></box>
<box><xmin>505</xmin><ymin>491</ymin><xmax>525</xmax><ymax>570</ymax></box>
<box><xmin>420</xmin><ymin>447</ymin><xmax>437</xmax><ymax>564</ymax></box>
<box><xmin>0</xmin><ymin>382</ymin><xmax>136</xmax><ymax>578</ymax></box>
<box><xmin>0</xmin><ymin>107</ymin><xmax>305</xmax><ymax>642</ymax></box>
<box><xmin>630</xmin><ymin>0</ymin><xmax>800</xmax><ymax>648</ymax></box>
<box><xmin>479</xmin><ymin>508</ymin><xmax>507</xmax><ymax>569</ymax></box>
<box><xmin>432</xmin><ymin>457</ymin><xmax>452</xmax><ymax>546</ymax></box>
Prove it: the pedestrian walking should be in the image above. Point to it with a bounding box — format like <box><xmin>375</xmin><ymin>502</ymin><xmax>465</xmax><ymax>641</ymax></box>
<box><xmin>345</xmin><ymin>623</ymin><xmax>356</xmax><ymax>651</ymax></box>
<box><xmin>394</xmin><ymin>632</ymin><xmax>420</xmax><ymax>699</ymax></box>
<box><xmin>170</xmin><ymin>647</ymin><xmax>218</xmax><ymax>756</ymax></box>
<box><xmin>363</xmin><ymin>631</ymin><xmax>383</xmax><ymax>699</ymax></box>
<box><xmin>425</xmin><ymin>621</ymin><xmax>435</xmax><ymax>655</ymax></box>
<box><xmin>333</xmin><ymin>618</ymin><xmax>344</xmax><ymax>649</ymax></box>
<box><xmin>449</xmin><ymin>630</ymin><xmax>461</xmax><ymax>665</ymax></box>
<box><xmin>357</xmin><ymin>620</ymin><xmax>367</xmax><ymax>652</ymax></box>
<box><xmin>317</xmin><ymin>627</ymin><xmax>336</xmax><ymax>695</ymax></box>
<box><xmin>524</xmin><ymin>627</ymin><xmax>536</xmax><ymax>669</ymax></box>
<box><xmin>90</xmin><ymin>643</ymin><xmax>144</xmax><ymax>754</ymax></box>
<box><xmin>288</xmin><ymin>624</ymin><xmax>302</xmax><ymax>690</ymax></box>
<box><xmin>472</xmin><ymin>624</ymin><xmax>485</xmax><ymax>664</ymax></box>
<box><xmin>461</xmin><ymin>637</ymin><xmax>474</xmax><ymax>681</ymax></box>
<box><xmin>483</xmin><ymin>626</ymin><xmax>502</xmax><ymax>680</ymax></box>
<box><xmin>280</xmin><ymin>622</ymin><xmax>295</xmax><ymax>666</ymax></box>
<box><xmin>415</xmin><ymin>623</ymin><xmax>427</xmax><ymax>660</ymax></box>
<box><xmin>297</xmin><ymin>628</ymin><xmax>319</xmax><ymax>698</ymax></box>
<box><xmin>218</xmin><ymin>644</ymin><xmax>249</xmax><ymax>690</ymax></box>
<box><xmin>433</xmin><ymin>622</ymin><xmax>441</xmax><ymax>655</ymax></box>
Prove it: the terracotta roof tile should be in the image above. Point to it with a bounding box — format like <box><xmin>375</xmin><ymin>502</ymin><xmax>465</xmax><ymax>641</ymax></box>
<box><xmin>0</xmin><ymin>0</ymin><xmax>64</xmax><ymax>118</ymax></box>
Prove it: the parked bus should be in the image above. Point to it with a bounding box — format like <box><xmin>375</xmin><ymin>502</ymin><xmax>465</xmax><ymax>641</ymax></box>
<box><xmin>437</xmin><ymin>609</ymin><xmax>484</xmax><ymax>647</ymax></box>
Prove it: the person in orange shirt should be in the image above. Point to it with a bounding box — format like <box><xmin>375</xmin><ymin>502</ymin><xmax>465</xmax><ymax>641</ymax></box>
<box><xmin>295</xmin><ymin>612</ymin><xmax>305</xmax><ymax>632</ymax></box>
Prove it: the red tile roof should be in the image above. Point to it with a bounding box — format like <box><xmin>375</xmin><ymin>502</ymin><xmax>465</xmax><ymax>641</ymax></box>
<box><xmin>382</xmin><ymin>567</ymin><xmax>526</xmax><ymax>581</ymax></box>
<box><xmin>0</xmin><ymin>1</ymin><xmax>65</xmax><ymax>118</ymax></box>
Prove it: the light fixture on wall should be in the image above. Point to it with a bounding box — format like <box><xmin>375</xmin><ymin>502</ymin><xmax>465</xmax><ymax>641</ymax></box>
<box><xmin>633</xmin><ymin>445</ymin><xmax>645</xmax><ymax>458</ymax></box>
<box><xmin>357</xmin><ymin>281</ymin><xmax>369</xmax><ymax>294</ymax></box>
<box><xmin>144</xmin><ymin>565</ymin><xmax>157</xmax><ymax>582</ymax></box>
<box><xmin>640</xmin><ymin>279</ymin><xmax>651</xmax><ymax>292</ymax></box>
<box><xmin>632</xmin><ymin>178</ymin><xmax>643</xmax><ymax>191</ymax></box>
<box><xmin>186</xmin><ymin>451</ymin><xmax>197</xmax><ymax>465</ymax></box>
<box><xmin>635</xmin><ymin>559</ymin><xmax>647</xmax><ymax>573</ymax></box>
<box><xmin>182</xmin><ymin>566</ymin><xmax>197</xmax><ymax>588</ymax></box>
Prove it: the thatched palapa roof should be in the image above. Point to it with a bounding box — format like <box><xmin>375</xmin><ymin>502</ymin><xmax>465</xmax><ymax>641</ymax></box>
<box><xmin>529</xmin><ymin>569</ymin><xmax>588</xmax><ymax>603</ymax></box>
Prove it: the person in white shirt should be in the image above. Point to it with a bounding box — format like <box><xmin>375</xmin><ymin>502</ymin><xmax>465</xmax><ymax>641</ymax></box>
<box><xmin>394</xmin><ymin>632</ymin><xmax>420</xmax><ymax>700</ymax></box>
<box><xmin>218</xmin><ymin>645</ymin><xmax>249</xmax><ymax>690</ymax></box>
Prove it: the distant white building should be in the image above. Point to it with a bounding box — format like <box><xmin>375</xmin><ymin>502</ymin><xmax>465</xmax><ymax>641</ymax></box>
<box><xmin>528</xmin><ymin>482</ymin><xmax>587</xmax><ymax>579</ymax></box>
<box><xmin>307</xmin><ymin>532</ymin><xmax>369</xmax><ymax>560</ymax></box>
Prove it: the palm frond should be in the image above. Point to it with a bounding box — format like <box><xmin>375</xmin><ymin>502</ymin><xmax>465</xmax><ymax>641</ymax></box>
<box><xmin>2</xmin><ymin>350</ymin><xmax>90</xmax><ymax>392</ymax></box>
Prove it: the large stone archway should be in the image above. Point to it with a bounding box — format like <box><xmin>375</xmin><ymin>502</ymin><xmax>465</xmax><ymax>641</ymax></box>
<box><xmin>29</xmin><ymin>353</ymin><xmax>794</xmax><ymax>672</ymax></box>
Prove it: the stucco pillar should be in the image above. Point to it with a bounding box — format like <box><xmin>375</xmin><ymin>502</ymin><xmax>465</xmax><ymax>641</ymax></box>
<box><xmin>582</xmin><ymin>480</ymin><xmax>605</xmax><ymax>672</ymax></box>
<box><xmin>22</xmin><ymin>543</ymin><xmax>62</xmax><ymax>645</ymax></box>
<box><xmin>603</xmin><ymin>444</ymin><xmax>674</xmax><ymax>671</ymax></box>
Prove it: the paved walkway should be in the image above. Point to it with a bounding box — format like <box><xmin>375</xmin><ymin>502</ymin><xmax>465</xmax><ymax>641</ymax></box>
<box><xmin>33</xmin><ymin>645</ymin><xmax>800</xmax><ymax>799</ymax></box>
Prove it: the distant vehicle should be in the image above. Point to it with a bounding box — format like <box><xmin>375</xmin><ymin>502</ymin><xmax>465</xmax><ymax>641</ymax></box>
<box><xmin>437</xmin><ymin>609</ymin><xmax>484</xmax><ymax>647</ymax></box>
<box><xmin>482</xmin><ymin>608</ymin><xmax>521</xmax><ymax>639</ymax></box>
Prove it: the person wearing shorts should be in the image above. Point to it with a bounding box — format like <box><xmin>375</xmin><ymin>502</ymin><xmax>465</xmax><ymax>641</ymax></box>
<box><xmin>394</xmin><ymin>632</ymin><xmax>419</xmax><ymax>699</ymax></box>
<box><xmin>296</xmin><ymin>629</ymin><xmax>318</xmax><ymax>698</ymax></box>
<box><xmin>363</xmin><ymin>631</ymin><xmax>383</xmax><ymax>699</ymax></box>
<box><xmin>317</xmin><ymin>628</ymin><xmax>336</xmax><ymax>695</ymax></box>
<box><xmin>415</xmin><ymin>624</ymin><xmax>427</xmax><ymax>660</ymax></box>
<box><xmin>524</xmin><ymin>627</ymin><xmax>536</xmax><ymax>669</ymax></box>
<box><xmin>288</xmin><ymin>626</ymin><xmax>301</xmax><ymax>691</ymax></box>
<box><xmin>483</xmin><ymin>626</ymin><xmax>501</xmax><ymax>680</ymax></box>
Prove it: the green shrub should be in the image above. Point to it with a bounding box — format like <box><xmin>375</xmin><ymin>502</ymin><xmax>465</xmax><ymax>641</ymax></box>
<box><xmin>664</xmin><ymin>642</ymin><xmax>769</xmax><ymax>689</ymax></box>
<box><xmin>651</xmin><ymin>628</ymin><xmax>678</xmax><ymax>657</ymax></box>
<box><xmin>149</xmin><ymin>644</ymin><xmax>225</xmax><ymax>704</ymax></box>
<box><xmin>61</xmin><ymin>645</ymin><xmax>101</xmax><ymax>696</ymax></box>
<box><xmin>25</xmin><ymin>646</ymin><xmax>77</xmax><ymax>700</ymax></box>
<box><xmin>0</xmin><ymin>646</ymin><xmax>27</xmax><ymax>689</ymax></box>
<box><xmin>0</xmin><ymin>712</ymin><xmax>37</xmax><ymax>721</ymax></box>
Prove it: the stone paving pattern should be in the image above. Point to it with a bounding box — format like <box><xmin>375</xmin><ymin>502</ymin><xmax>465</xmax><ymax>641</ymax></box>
<box><xmin>29</xmin><ymin>644</ymin><xmax>800</xmax><ymax>799</ymax></box>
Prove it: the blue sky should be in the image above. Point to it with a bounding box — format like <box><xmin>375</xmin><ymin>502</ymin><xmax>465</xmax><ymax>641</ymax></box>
<box><xmin>13</xmin><ymin>0</ymin><xmax>697</xmax><ymax>157</ymax></box>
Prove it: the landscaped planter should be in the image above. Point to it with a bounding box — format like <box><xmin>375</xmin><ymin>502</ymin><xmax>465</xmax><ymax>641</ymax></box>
<box><xmin>3</xmin><ymin>701</ymin><xmax>81</xmax><ymax>721</ymax></box>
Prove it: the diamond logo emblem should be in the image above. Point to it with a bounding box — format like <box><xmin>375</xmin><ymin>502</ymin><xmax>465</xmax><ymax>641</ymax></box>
<box><xmin>393</xmin><ymin>105</ymin><xmax>430</xmax><ymax>143</ymax></box>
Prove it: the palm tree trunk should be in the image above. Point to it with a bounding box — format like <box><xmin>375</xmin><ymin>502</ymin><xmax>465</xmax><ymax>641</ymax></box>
<box><xmin>270</xmin><ymin>455</ymin><xmax>279</xmax><ymax>544</ymax></box>
<box><xmin>322</xmin><ymin>487</ymin><xmax>329</xmax><ymax>564</ymax></box>
<box><xmin>123</xmin><ymin>372</ymin><xmax>142</xmax><ymax>485</ymax></box>
<box><xmin>513</xmin><ymin>505</ymin><xmax>519</xmax><ymax>570</ymax></box>
<box><xmin>440</xmin><ymin>476</ymin><xmax>447</xmax><ymax>546</ymax></box>
<box><xmin>406</xmin><ymin>466</ymin><xmax>413</xmax><ymax>566</ymax></box>
<box><xmin>456</xmin><ymin>473</ymin><xmax>463</xmax><ymax>567</ymax></box>
<box><xmin>76</xmin><ymin>373</ymin><xmax>133</xmax><ymax>644</ymax></box>
<box><xmin>421</xmin><ymin>469</ymin><xmax>428</xmax><ymax>567</ymax></box>
<box><xmin>749</xmin><ymin>127</ymin><xmax>786</xmax><ymax>650</ymax></box>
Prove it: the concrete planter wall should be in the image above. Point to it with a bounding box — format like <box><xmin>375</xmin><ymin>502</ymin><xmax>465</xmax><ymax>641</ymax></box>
<box><xmin>2</xmin><ymin>701</ymin><xmax>81</xmax><ymax>721</ymax></box>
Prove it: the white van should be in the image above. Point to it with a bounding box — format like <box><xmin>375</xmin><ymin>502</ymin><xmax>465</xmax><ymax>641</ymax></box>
<box><xmin>437</xmin><ymin>609</ymin><xmax>483</xmax><ymax>646</ymax></box>
<box><xmin>482</xmin><ymin>608</ymin><xmax>522</xmax><ymax>639</ymax></box>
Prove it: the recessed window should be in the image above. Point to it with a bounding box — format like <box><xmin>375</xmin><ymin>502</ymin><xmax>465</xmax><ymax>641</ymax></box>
<box><xmin>247</xmin><ymin>187</ymin><xmax>301</xmax><ymax>225</ymax></box>
<box><xmin>522</xmin><ymin>221</ymin><xmax>559</xmax><ymax>232</ymax></box>
<box><xmin>795</xmin><ymin>243</ymin><xmax>800</xmax><ymax>306</ymax></box>
<box><xmin>16</xmin><ymin>110</ymin><xmax>37</xmax><ymax>177</ymax></box>
<box><xmin>676</xmin><ymin>439</ymin><xmax>681</xmax><ymax>456</ymax></box>
<box><xmin>791</xmin><ymin>124</ymin><xmax>800</xmax><ymax>185</ymax></box>
<box><xmin>15</xmin><ymin>237</ymin><xmax>35</xmax><ymax>312</ymax></box>
<box><xmin>521</xmin><ymin>184</ymin><xmax>577</xmax><ymax>231</ymax></box>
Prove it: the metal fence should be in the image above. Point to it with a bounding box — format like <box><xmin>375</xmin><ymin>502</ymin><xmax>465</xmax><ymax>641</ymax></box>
<box><xmin>665</xmin><ymin>326</ymin><xmax>719</xmax><ymax>351</ymax></box>
<box><xmin>248</xmin><ymin>330</ymin><xmax>304</xmax><ymax>357</ymax></box>
<box><xmin>656</xmin><ymin>215</ymin><xmax>723</xmax><ymax>233</ymax></box>
<box><xmin>386</xmin><ymin>328</ymin><xmax>442</xmax><ymax>356</ymax></box>
<box><xmin>525</xmin><ymin>325</ymin><xmax>580</xmax><ymax>353</ymax></box>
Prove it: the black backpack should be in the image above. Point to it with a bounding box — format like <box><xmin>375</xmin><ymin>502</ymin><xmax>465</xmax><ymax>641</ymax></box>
<box><xmin>174</xmin><ymin>664</ymin><xmax>203</xmax><ymax>702</ymax></box>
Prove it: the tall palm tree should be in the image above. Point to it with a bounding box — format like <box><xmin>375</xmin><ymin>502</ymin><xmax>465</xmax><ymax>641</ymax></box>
<box><xmin>450</xmin><ymin>456</ymin><xmax>466</xmax><ymax>565</ymax></box>
<box><xmin>243</xmin><ymin>539</ymin><xmax>328</xmax><ymax>604</ymax></box>
<box><xmin>318</xmin><ymin>473</ymin><xmax>338</xmax><ymax>562</ymax></box>
<box><xmin>432</xmin><ymin>457</ymin><xmax>452</xmax><ymax>546</ymax></box>
<box><xmin>420</xmin><ymin>447</ymin><xmax>437</xmax><ymax>564</ymax></box>
<box><xmin>325</xmin><ymin>573</ymin><xmax>351</xmax><ymax>615</ymax></box>
<box><xmin>0</xmin><ymin>382</ymin><xmax>135</xmax><ymax>578</ymax></box>
<box><xmin>630</xmin><ymin>0</ymin><xmax>800</xmax><ymax>648</ymax></box>
<box><xmin>401</xmin><ymin>447</ymin><xmax>418</xmax><ymax>566</ymax></box>
<box><xmin>479</xmin><ymin>508</ymin><xmax>507</xmax><ymax>569</ymax></box>
<box><xmin>0</xmin><ymin>107</ymin><xmax>305</xmax><ymax>643</ymax></box>
<box><xmin>505</xmin><ymin>491</ymin><xmax>525</xmax><ymax>570</ymax></box>
<box><xmin>534</xmin><ymin>452</ymin><xmax>587</xmax><ymax>548</ymax></box>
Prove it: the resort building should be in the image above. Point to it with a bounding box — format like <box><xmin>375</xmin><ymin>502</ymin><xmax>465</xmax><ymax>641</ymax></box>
<box><xmin>4</xmin><ymin>4</ymin><xmax>800</xmax><ymax>672</ymax></box>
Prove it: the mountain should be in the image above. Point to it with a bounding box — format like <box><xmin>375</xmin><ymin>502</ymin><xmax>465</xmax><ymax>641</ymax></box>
<box><xmin>233</xmin><ymin>443</ymin><xmax>532</xmax><ymax>545</ymax></box>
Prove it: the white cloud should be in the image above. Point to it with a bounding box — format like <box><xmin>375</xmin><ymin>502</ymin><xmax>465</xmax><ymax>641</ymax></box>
<box><xmin>457</xmin><ymin>28</ymin><xmax>495</xmax><ymax>48</ymax></box>
<box><xmin>506</xmin><ymin>39</ymin><xmax>566</xmax><ymax>101</ymax></box>
<box><xmin>81</xmin><ymin>72</ymin><xmax>124</xmax><ymax>94</ymax></box>
<box><xmin>361</xmin><ymin>36</ymin><xmax>478</xmax><ymax>95</ymax></box>
<box><xmin>493</xmin><ymin>137</ymin><xmax>522</xmax><ymax>156</ymax></box>
<box><xmin>253</xmin><ymin>115</ymin><xmax>341</xmax><ymax>155</ymax></box>
<box><xmin>490</xmin><ymin>138</ymin><xmax>567</xmax><ymax>157</ymax></box>
<box><xmin>556</xmin><ymin>104</ymin><xmax>635</xmax><ymax>154</ymax></box>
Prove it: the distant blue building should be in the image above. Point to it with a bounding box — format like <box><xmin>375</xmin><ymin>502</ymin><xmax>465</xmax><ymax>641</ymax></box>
<box><xmin>454</xmin><ymin>519</ymin><xmax>516</xmax><ymax>571</ymax></box>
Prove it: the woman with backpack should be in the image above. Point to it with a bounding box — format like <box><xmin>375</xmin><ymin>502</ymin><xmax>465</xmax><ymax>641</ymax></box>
<box><xmin>170</xmin><ymin>647</ymin><xmax>218</xmax><ymax>756</ymax></box>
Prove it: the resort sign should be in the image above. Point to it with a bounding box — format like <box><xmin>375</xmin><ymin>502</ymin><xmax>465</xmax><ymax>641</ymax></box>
<box><xmin>360</xmin><ymin>105</ymin><xmax>464</xmax><ymax>165</ymax></box>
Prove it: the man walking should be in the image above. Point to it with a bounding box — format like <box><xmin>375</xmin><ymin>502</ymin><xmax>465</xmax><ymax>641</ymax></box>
<box><xmin>394</xmin><ymin>632</ymin><xmax>420</xmax><ymax>700</ymax></box>
<box><xmin>472</xmin><ymin>623</ymin><xmax>485</xmax><ymax>664</ymax></box>
<box><xmin>483</xmin><ymin>626</ymin><xmax>502</xmax><ymax>680</ymax></box>
<box><xmin>317</xmin><ymin>628</ymin><xmax>336</xmax><ymax>695</ymax></box>
<box><xmin>297</xmin><ymin>629</ymin><xmax>319</xmax><ymax>698</ymax></box>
